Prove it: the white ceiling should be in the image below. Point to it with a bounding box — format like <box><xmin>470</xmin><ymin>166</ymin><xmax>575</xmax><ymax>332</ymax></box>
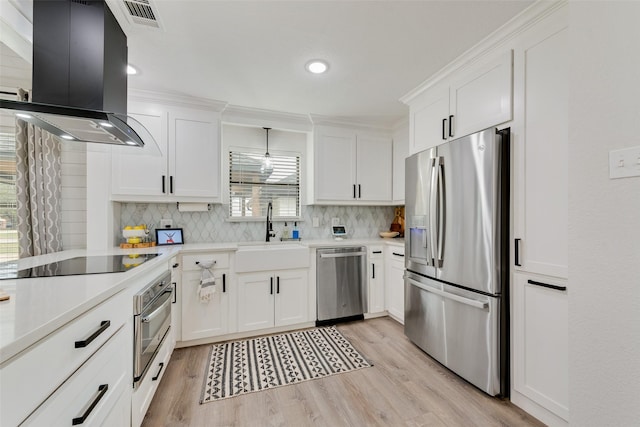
<box><xmin>111</xmin><ymin>0</ymin><xmax>533</xmax><ymax>127</ymax></box>
<box><xmin>2</xmin><ymin>0</ymin><xmax>534</xmax><ymax>127</ymax></box>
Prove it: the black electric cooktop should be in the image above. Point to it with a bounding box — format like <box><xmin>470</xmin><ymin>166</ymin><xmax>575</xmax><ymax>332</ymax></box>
<box><xmin>0</xmin><ymin>254</ymin><xmax>160</xmax><ymax>280</ymax></box>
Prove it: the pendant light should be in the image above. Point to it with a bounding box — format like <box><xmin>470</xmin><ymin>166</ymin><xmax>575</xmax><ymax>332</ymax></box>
<box><xmin>261</xmin><ymin>127</ymin><xmax>274</xmax><ymax>175</ymax></box>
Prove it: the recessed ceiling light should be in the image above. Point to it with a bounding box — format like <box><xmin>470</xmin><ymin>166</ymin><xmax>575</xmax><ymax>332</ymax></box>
<box><xmin>61</xmin><ymin>134</ymin><xmax>74</xmax><ymax>140</ymax></box>
<box><xmin>127</xmin><ymin>65</ymin><xmax>138</xmax><ymax>75</ymax></box>
<box><xmin>16</xmin><ymin>113</ymin><xmax>32</xmax><ymax>119</ymax></box>
<box><xmin>305</xmin><ymin>60</ymin><xmax>329</xmax><ymax>74</ymax></box>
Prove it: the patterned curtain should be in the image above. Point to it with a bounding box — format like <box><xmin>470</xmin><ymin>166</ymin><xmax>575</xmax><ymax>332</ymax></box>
<box><xmin>15</xmin><ymin>89</ymin><xmax>63</xmax><ymax>258</ymax></box>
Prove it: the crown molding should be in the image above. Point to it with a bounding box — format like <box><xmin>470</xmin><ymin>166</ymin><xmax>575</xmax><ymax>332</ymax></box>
<box><xmin>400</xmin><ymin>0</ymin><xmax>568</xmax><ymax>105</ymax></box>
<box><xmin>308</xmin><ymin>113</ymin><xmax>399</xmax><ymax>133</ymax></box>
<box><xmin>222</xmin><ymin>105</ymin><xmax>312</xmax><ymax>133</ymax></box>
<box><xmin>128</xmin><ymin>88</ymin><xmax>228</xmax><ymax>112</ymax></box>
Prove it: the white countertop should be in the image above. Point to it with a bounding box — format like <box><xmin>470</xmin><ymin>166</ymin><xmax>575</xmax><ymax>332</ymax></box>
<box><xmin>0</xmin><ymin>238</ymin><xmax>404</xmax><ymax>364</ymax></box>
<box><xmin>0</xmin><ymin>246</ymin><xmax>180</xmax><ymax>364</ymax></box>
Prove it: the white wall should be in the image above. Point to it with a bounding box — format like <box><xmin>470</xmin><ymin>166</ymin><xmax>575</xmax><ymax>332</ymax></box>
<box><xmin>568</xmin><ymin>3</ymin><xmax>640</xmax><ymax>426</ymax></box>
<box><xmin>60</xmin><ymin>142</ymin><xmax>86</xmax><ymax>249</ymax></box>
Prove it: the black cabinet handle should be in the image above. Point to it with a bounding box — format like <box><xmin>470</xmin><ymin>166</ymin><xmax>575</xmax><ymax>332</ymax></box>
<box><xmin>527</xmin><ymin>279</ymin><xmax>567</xmax><ymax>292</ymax></box>
<box><xmin>276</xmin><ymin>276</ymin><xmax>280</xmax><ymax>294</ymax></box>
<box><xmin>448</xmin><ymin>114</ymin><xmax>454</xmax><ymax>137</ymax></box>
<box><xmin>442</xmin><ymin>118</ymin><xmax>447</xmax><ymax>140</ymax></box>
<box><xmin>162</xmin><ymin>175</ymin><xmax>166</xmax><ymax>193</ymax></box>
<box><xmin>358</xmin><ymin>184</ymin><xmax>361</xmax><ymax>198</ymax></box>
<box><xmin>172</xmin><ymin>263</ymin><xmax>179</xmax><ymax>268</ymax></box>
<box><xmin>372</xmin><ymin>263</ymin><xmax>375</xmax><ymax>279</ymax></box>
<box><xmin>169</xmin><ymin>176</ymin><xmax>174</xmax><ymax>194</ymax></box>
<box><xmin>74</xmin><ymin>321</ymin><xmax>110</xmax><ymax>348</ymax></box>
<box><xmin>353</xmin><ymin>184</ymin><xmax>356</xmax><ymax>199</ymax></box>
<box><xmin>515</xmin><ymin>238</ymin><xmax>521</xmax><ymax>266</ymax></box>
<box><xmin>152</xmin><ymin>362</ymin><xmax>165</xmax><ymax>381</ymax></box>
<box><xmin>172</xmin><ymin>282</ymin><xmax>177</xmax><ymax>303</ymax></box>
<box><xmin>72</xmin><ymin>384</ymin><xmax>108</xmax><ymax>425</ymax></box>
<box><xmin>372</xmin><ymin>250</ymin><xmax>382</xmax><ymax>254</ymax></box>
<box><xmin>222</xmin><ymin>273</ymin><xmax>226</xmax><ymax>293</ymax></box>
<box><xmin>392</xmin><ymin>252</ymin><xmax>404</xmax><ymax>257</ymax></box>
<box><xmin>270</xmin><ymin>277</ymin><xmax>273</xmax><ymax>295</ymax></box>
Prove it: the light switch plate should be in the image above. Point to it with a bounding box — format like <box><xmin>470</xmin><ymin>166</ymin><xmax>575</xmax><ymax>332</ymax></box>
<box><xmin>609</xmin><ymin>146</ymin><xmax>640</xmax><ymax>179</ymax></box>
<box><xmin>331</xmin><ymin>217</ymin><xmax>340</xmax><ymax>226</ymax></box>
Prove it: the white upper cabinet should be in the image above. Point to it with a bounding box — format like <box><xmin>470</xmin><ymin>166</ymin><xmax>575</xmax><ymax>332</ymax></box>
<box><xmin>513</xmin><ymin>11</ymin><xmax>568</xmax><ymax>280</ymax></box>
<box><xmin>405</xmin><ymin>50</ymin><xmax>513</xmax><ymax>154</ymax></box>
<box><xmin>111</xmin><ymin>94</ymin><xmax>223</xmax><ymax>203</ymax></box>
<box><xmin>313</xmin><ymin>126</ymin><xmax>392</xmax><ymax>204</ymax></box>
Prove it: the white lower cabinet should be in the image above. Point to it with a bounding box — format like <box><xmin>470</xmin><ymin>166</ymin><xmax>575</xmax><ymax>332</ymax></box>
<box><xmin>512</xmin><ymin>272</ymin><xmax>568</xmax><ymax>425</ymax></box>
<box><xmin>385</xmin><ymin>246</ymin><xmax>405</xmax><ymax>323</ymax></box>
<box><xmin>23</xmin><ymin>326</ymin><xmax>130</xmax><ymax>426</ymax></box>
<box><xmin>237</xmin><ymin>269</ymin><xmax>309</xmax><ymax>332</ymax></box>
<box><xmin>180</xmin><ymin>252</ymin><xmax>233</xmax><ymax>341</ymax></box>
<box><xmin>0</xmin><ymin>290</ymin><xmax>130</xmax><ymax>427</ymax></box>
<box><xmin>132</xmin><ymin>328</ymin><xmax>174</xmax><ymax>427</ymax></box>
<box><xmin>368</xmin><ymin>246</ymin><xmax>385</xmax><ymax>314</ymax></box>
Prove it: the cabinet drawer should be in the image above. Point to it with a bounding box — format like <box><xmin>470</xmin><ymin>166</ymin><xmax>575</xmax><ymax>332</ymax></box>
<box><xmin>132</xmin><ymin>328</ymin><xmax>173</xmax><ymax>427</ymax></box>
<box><xmin>0</xmin><ymin>291</ymin><xmax>129</xmax><ymax>427</ymax></box>
<box><xmin>368</xmin><ymin>246</ymin><xmax>384</xmax><ymax>258</ymax></box>
<box><xmin>23</xmin><ymin>325</ymin><xmax>130</xmax><ymax>426</ymax></box>
<box><xmin>182</xmin><ymin>252</ymin><xmax>230</xmax><ymax>271</ymax></box>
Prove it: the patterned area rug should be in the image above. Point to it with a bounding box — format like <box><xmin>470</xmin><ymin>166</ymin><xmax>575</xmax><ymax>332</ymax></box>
<box><xmin>200</xmin><ymin>326</ymin><xmax>372</xmax><ymax>403</ymax></box>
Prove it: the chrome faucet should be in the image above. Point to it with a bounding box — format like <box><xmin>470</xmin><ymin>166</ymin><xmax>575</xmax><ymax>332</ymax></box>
<box><xmin>265</xmin><ymin>201</ymin><xmax>275</xmax><ymax>242</ymax></box>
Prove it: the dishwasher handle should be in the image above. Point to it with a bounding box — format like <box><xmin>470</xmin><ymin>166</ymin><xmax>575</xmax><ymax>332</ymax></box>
<box><xmin>319</xmin><ymin>251</ymin><xmax>367</xmax><ymax>259</ymax></box>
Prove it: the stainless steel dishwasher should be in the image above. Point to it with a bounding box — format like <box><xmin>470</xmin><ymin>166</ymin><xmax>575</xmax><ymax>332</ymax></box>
<box><xmin>316</xmin><ymin>246</ymin><xmax>367</xmax><ymax>325</ymax></box>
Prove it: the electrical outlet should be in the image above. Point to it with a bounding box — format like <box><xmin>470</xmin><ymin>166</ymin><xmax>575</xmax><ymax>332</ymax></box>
<box><xmin>160</xmin><ymin>219</ymin><xmax>173</xmax><ymax>228</ymax></box>
<box><xmin>609</xmin><ymin>145</ymin><xmax>640</xmax><ymax>179</ymax></box>
<box><xmin>331</xmin><ymin>217</ymin><xmax>340</xmax><ymax>226</ymax></box>
<box><xmin>313</xmin><ymin>217</ymin><xmax>320</xmax><ymax>227</ymax></box>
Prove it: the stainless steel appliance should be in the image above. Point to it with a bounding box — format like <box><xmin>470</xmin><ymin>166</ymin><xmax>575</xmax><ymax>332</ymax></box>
<box><xmin>404</xmin><ymin>127</ymin><xmax>510</xmax><ymax>396</ymax></box>
<box><xmin>133</xmin><ymin>271</ymin><xmax>172</xmax><ymax>388</ymax></box>
<box><xmin>316</xmin><ymin>247</ymin><xmax>367</xmax><ymax>325</ymax></box>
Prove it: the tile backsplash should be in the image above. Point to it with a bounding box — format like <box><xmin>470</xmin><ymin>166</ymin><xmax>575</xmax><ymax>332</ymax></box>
<box><xmin>118</xmin><ymin>203</ymin><xmax>396</xmax><ymax>244</ymax></box>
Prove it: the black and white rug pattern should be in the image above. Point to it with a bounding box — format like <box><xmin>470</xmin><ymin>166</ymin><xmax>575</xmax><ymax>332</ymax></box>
<box><xmin>200</xmin><ymin>326</ymin><xmax>372</xmax><ymax>403</ymax></box>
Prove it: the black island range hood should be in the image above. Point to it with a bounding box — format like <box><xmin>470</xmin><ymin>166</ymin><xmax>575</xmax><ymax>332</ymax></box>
<box><xmin>0</xmin><ymin>0</ymin><xmax>153</xmax><ymax>148</ymax></box>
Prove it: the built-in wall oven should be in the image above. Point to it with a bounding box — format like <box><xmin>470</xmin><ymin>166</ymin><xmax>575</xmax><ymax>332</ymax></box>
<box><xmin>133</xmin><ymin>271</ymin><xmax>172</xmax><ymax>388</ymax></box>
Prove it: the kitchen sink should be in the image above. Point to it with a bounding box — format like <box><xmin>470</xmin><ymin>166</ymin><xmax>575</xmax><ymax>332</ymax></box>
<box><xmin>235</xmin><ymin>242</ymin><xmax>309</xmax><ymax>272</ymax></box>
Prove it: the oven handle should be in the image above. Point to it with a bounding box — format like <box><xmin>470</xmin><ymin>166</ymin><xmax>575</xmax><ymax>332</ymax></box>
<box><xmin>141</xmin><ymin>290</ymin><xmax>172</xmax><ymax>323</ymax></box>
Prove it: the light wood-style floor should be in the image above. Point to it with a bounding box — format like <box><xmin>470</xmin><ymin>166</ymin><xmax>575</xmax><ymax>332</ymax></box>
<box><xmin>142</xmin><ymin>317</ymin><xmax>544</xmax><ymax>427</ymax></box>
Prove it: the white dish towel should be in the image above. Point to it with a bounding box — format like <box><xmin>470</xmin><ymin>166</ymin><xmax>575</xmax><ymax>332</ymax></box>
<box><xmin>197</xmin><ymin>261</ymin><xmax>216</xmax><ymax>303</ymax></box>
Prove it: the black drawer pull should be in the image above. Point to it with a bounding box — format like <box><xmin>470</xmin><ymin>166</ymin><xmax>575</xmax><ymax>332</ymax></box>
<box><xmin>172</xmin><ymin>282</ymin><xmax>177</xmax><ymax>303</ymax></box>
<box><xmin>527</xmin><ymin>279</ymin><xmax>567</xmax><ymax>292</ymax></box>
<box><xmin>372</xmin><ymin>263</ymin><xmax>375</xmax><ymax>279</ymax></box>
<box><xmin>353</xmin><ymin>184</ymin><xmax>356</xmax><ymax>199</ymax></box>
<box><xmin>161</xmin><ymin>175</ymin><xmax>166</xmax><ymax>193</ymax></box>
<box><xmin>74</xmin><ymin>321</ymin><xmax>110</xmax><ymax>348</ymax></box>
<box><xmin>152</xmin><ymin>362</ymin><xmax>165</xmax><ymax>381</ymax></box>
<box><xmin>372</xmin><ymin>250</ymin><xmax>382</xmax><ymax>254</ymax></box>
<box><xmin>392</xmin><ymin>252</ymin><xmax>405</xmax><ymax>257</ymax></box>
<box><xmin>358</xmin><ymin>184</ymin><xmax>361</xmax><ymax>198</ymax></box>
<box><xmin>515</xmin><ymin>238</ymin><xmax>522</xmax><ymax>266</ymax></box>
<box><xmin>222</xmin><ymin>273</ymin><xmax>226</xmax><ymax>293</ymax></box>
<box><xmin>276</xmin><ymin>276</ymin><xmax>280</xmax><ymax>294</ymax></box>
<box><xmin>169</xmin><ymin>175</ymin><xmax>174</xmax><ymax>194</ymax></box>
<box><xmin>72</xmin><ymin>384</ymin><xmax>108</xmax><ymax>425</ymax></box>
<box><xmin>270</xmin><ymin>277</ymin><xmax>274</xmax><ymax>295</ymax></box>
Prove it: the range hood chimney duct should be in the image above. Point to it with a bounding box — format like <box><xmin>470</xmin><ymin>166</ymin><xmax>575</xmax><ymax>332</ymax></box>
<box><xmin>0</xmin><ymin>0</ymin><xmax>154</xmax><ymax>148</ymax></box>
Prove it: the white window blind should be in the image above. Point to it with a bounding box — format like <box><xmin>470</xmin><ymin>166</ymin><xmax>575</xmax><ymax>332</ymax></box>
<box><xmin>229</xmin><ymin>150</ymin><xmax>300</xmax><ymax>219</ymax></box>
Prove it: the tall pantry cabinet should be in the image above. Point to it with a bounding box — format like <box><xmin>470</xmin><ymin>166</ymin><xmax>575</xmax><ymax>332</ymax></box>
<box><xmin>511</xmin><ymin>5</ymin><xmax>569</xmax><ymax>427</ymax></box>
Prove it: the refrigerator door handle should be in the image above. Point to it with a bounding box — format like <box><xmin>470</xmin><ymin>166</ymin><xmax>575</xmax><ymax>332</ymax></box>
<box><xmin>406</xmin><ymin>277</ymin><xmax>488</xmax><ymax>310</ymax></box>
<box><xmin>429</xmin><ymin>158</ymin><xmax>439</xmax><ymax>265</ymax></box>
<box><xmin>436</xmin><ymin>157</ymin><xmax>445</xmax><ymax>267</ymax></box>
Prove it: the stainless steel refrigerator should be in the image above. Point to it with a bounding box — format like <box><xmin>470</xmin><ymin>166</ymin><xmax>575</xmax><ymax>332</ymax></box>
<box><xmin>404</xmin><ymin>127</ymin><xmax>510</xmax><ymax>396</ymax></box>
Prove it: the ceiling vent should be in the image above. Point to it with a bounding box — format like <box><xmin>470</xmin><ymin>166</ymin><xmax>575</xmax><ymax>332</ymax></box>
<box><xmin>122</xmin><ymin>0</ymin><xmax>161</xmax><ymax>29</ymax></box>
